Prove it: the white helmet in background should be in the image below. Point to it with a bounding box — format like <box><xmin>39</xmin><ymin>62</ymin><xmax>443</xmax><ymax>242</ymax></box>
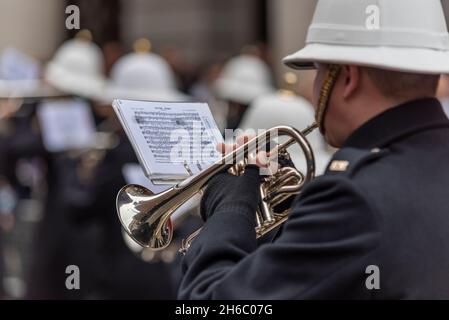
<box><xmin>239</xmin><ymin>89</ymin><xmax>333</xmax><ymax>175</ymax></box>
<box><xmin>45</xmin><ymin>30</ymin><xmax>106</xmax><ymax>99</ymax></box>
<box><xmin>0</xmin><ymin>47</ymin><xmax>64</xmax><ymax>99</ymax></box>
<box><xmin>103</xmin><ymin>39</ymin><xmax>189</xmax><ymax>103</ymax></box>
<box><xmin>284</xmin><ymin>0</ymin><xmax>449</xmax><ymax>74</ymax></box>
<box><xmin>214</xmin><ymin>54</ymin><xmax>275</xmax><ymax>105</ymax></box>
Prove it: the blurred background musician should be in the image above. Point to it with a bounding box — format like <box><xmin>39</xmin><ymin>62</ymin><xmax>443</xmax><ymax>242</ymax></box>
<box><xmin>239</xmin><ymin>71</ymin><xmax>333</xmax><ymax>175</ymax></box>
<box><xmin>213</xmin><ymin>51</ymin><xmax>275</xmax><ymax>130</ymax></box>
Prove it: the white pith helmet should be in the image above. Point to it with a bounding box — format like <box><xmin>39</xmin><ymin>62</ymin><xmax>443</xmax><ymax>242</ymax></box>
<box><xmin>103</xmin><ymin>39</ymin><xmax>189</xmax><ymax>102</ymax></box>
<box><xmin>283</xmin><ymin>0</ymin><xmax>449</xmax><ymax>74</ymax></box>
<box><xmin>45</xmin><ymin>30</ymin><xmax>106</xmax><ymax>99</ymax></box>
<box><xmin>214</xmin><ymin>54</ymin><xmax>275</xmax><ymax>105</ymax></box>
<box><xmin>239</xmin><ymin>74</ymin><xmax>333</xmax><ymax>175</ymax></box>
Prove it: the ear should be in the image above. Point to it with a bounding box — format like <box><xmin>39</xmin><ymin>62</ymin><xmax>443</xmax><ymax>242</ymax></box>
<box><xmin>342</xmin><ymin>65</ymin><xmax>360</xmax><ymax>99</ymax></box>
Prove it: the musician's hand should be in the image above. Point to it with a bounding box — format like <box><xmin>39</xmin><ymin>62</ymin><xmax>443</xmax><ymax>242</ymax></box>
<box><xmin>200</xmin><ymin>133</ymin><xmax>297</xmax><ymax>222</ymax></box>
<box><xmin>216</xmin><ymin>134</ymin><xmax>272</xmax><ymax>169</ymax></box>
<box><xmin>200</xmin><ymin>165</ymin><xmax>261</xmax><ymax>221</ymax></box>
<box><xmin>200</xmin><ymin>134</ymin><xmax>264</xmax><ymax>221</ymax></box>
<box><xmin>220</xmin><ymin>134</ymin><xmax>298</xmax><ymax>215</ymax></box>
<box><xmin>217</xmin><ymin>134</ymin><xmax>296</xmax><ymax>173</ymax></box>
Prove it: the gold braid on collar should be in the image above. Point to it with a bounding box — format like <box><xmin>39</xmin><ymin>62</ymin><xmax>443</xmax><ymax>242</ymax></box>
<box><xmin>316</xmin><ymin>64</ymin><xmax>341</xmax><ymax>134</ymax></box>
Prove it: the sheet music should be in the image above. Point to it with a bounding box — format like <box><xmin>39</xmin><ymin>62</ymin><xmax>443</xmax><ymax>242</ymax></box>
<box><xmin>113</xmin><ymin>99</ymin><xmax>223</xmax><ymax>180</ymax></box>
<box><xmin>37</xmin><ymin>99</ymin><xmax>96</xmax><ymax>152</ymax></box>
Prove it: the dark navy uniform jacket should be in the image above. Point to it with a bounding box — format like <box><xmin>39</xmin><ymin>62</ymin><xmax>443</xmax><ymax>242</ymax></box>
<box><xmin>178</xmin><ymin>98</ymin><xmax>449</xmax><ymax>299</ymax></box>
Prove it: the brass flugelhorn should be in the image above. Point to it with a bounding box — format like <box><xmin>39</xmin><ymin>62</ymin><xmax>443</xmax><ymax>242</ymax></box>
<box><xmin>116</xmin><ymin>124</ymin><xmax>317</xmax><ymax>254</ymax></box>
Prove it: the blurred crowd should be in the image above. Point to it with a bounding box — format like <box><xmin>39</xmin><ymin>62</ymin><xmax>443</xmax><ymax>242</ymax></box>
<box><xmin>0</xmin><ymin>27</ymin><xmax>348</xmax><ymax>299</ymax></box>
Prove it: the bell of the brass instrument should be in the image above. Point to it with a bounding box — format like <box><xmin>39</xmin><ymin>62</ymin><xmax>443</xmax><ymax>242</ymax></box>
<box><xmin>117</xmin><ymin>184</ymin><xmax>178</xmax><ymax>250</ymax></box>
<box><xmin>116</xmin><ymin>125</ymin><xmax>317</xmax><ymax>253</ymax></box>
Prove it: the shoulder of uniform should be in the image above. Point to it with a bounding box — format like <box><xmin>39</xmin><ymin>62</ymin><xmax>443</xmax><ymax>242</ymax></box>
<box><xmin>325</xmin><ymin>147</ymin><xmax>389</xmax><ymax>177</ymax></box>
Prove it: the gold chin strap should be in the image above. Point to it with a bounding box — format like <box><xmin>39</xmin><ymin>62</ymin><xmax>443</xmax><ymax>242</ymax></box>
<box><xmin>316</xmin><ymin>64</ymin><xmax>342</xmax><ymax>134</ymax></box>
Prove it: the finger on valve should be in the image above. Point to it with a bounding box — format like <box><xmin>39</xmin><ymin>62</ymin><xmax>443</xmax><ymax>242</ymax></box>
<box><xmin>215</xmin><ymin>141</ymin><xmax>270</xmax><ymax>169</ymax></box>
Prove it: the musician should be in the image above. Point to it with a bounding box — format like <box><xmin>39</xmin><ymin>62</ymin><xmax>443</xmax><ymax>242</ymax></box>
<box><xmin>178</xmin><ymin>0</ymin><xmax>449</xmax><ymax>299</ymax></box>
<box><xmin>214</xmin><ymin>53</ymin><xmax>275</xmax><ymax>130</ymax></box>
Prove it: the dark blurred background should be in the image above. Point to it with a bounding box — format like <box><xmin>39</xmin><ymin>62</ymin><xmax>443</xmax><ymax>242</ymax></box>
<box><xmin>0</xmin><ymin>0</ymin><xmax>321</xmax><ymax>90</ymax></box>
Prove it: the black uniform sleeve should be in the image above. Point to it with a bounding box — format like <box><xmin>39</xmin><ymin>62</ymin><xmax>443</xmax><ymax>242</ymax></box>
<box><xmin>178</xmin><ymin>176</ymin><xmax>381</xmax><ymax>299</ymax></box>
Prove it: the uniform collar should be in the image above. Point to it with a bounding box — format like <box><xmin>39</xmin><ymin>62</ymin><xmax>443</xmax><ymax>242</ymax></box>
<box><xmin>343</xmin><ymin>98</ymin><xmax>449</xmax><ymax>149</ymax></box>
